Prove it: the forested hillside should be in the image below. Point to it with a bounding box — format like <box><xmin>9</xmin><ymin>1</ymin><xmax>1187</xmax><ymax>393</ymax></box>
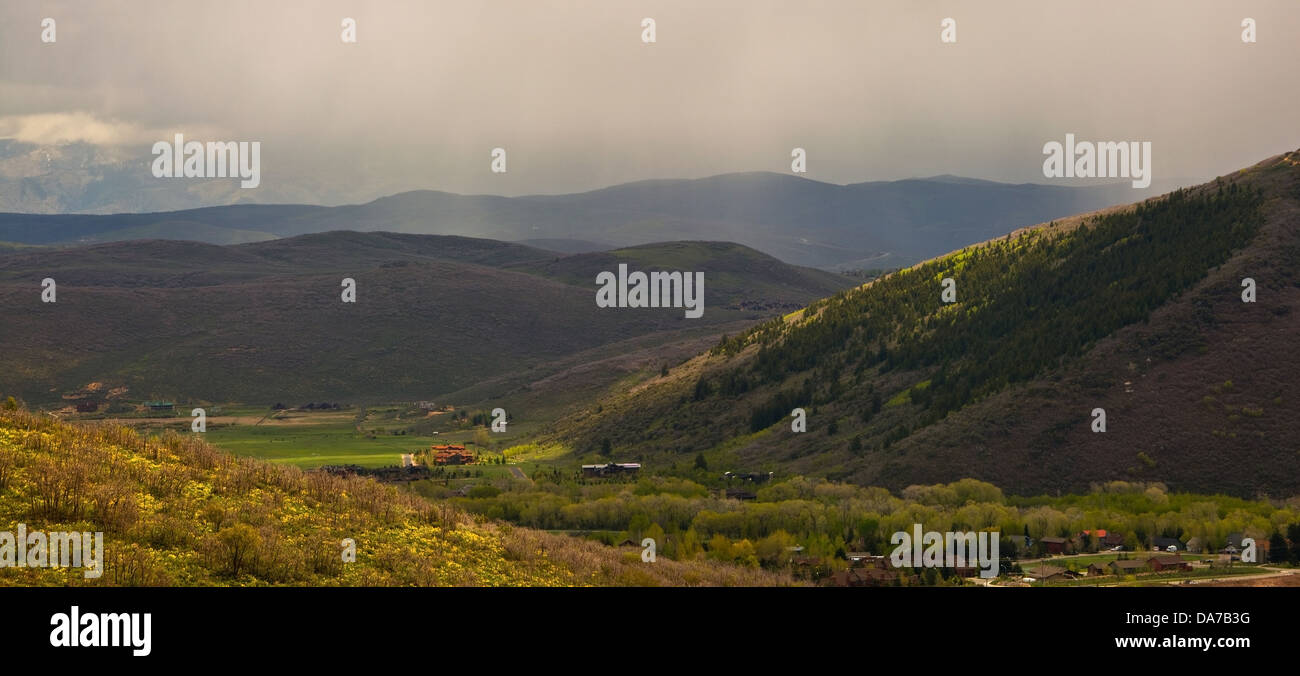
<box><xmin>545</xmin><ymin>151</ymin><xmax>1300</xmax><ymax>498</ymax></box>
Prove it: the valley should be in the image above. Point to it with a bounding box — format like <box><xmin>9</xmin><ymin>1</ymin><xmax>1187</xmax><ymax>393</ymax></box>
<box><xmin>4</xmin><ymin>150</ymin><xmax>1300</xmax><ymax>588</ymax></box>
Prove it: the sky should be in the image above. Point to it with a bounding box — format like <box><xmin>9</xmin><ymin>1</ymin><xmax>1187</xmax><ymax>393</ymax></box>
<box><xmin>1</xmin><ymin>0</ymin><xmax>1298</xmax><ymax>203</ymax></box>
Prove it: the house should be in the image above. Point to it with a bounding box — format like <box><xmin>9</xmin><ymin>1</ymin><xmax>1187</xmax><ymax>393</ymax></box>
<box><xmin>1004</xmin><ymin>535</ymin><xmax>1032</xmax><ymax>552</ymax></box>
<box><xmin>75</xmin><ymin>401</ymin><xmax>100</xmax><ymax>413</ymax></box>
<box><xmin>144</xmin><ymin>400</ymin><xmax>174</xmax><ymax>412</ymax></box>
<box><xmin>1040</xmin><ymin>536</ymin><xmax>1068</xmax><ymax>555</ymax></box>
<box><xmin>1080</xmin><ymin>530</ymin><xmax>1120</xmax><ymax>551</ymax></box>
<box><xmin>1025</xmin><ymin>565</ymin><xmax>1068</xmax><ymax>582</ymax></box>
<box><xmin>1086</xmin><ymin>563</ymin><xmax>1109</xmax><ymax>576</ymax></box>
<box><xmin>431</xmin><ymin>444</ymin><xmax>475</xmax><ymax>465</ymax></box>
<box><xmin>1153</xmin><ymin>537</ymin><xmax>1185</xmax><ymax>551</ymax></box>
<box><xmin>1185</xmin><ymin>536</ymin><xmax>1206</xmax><ymax>553</ymax></box>
<box><xmin>1109</xmin><ymin>559</ymin><xmax>1148</xmax><ymax>574</ymax></box>
<box><xmin>1147</xmin><ymin>555</ymin><xmax>1191</xmax><ymax>572</ymax></box>
<box><xmin>722</xmin><ymin>471</ymin><xmax>774</xmax><ymax>484</ymax></box>
<box><xmin>1221</xmin><ymin>532</ymin><xmax>1254</xmax><ymax>554</ymax></box>
<box><xmin>581</xmin><ymin>462</ymin><xmax>641</xmax><ymax>478</ymax></box>
<box><xmin>724</xmin><ymin>488</ymin><xmax>757</xmax><ymax>501</ymax></box>
<box><xmin>829</xmin><ymin>567</ymin><xmax>911</xmax><ymax>587</ymax></box>
<box><xmin>845</xmin><ymin>552</ymin><xmax>888</xmax><ymax>569</ymax></box>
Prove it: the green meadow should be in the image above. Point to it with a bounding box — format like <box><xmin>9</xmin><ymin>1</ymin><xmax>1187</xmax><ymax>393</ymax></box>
<box><xmin>193</xmin><ymin>405</ymin><xmax>539</xmax><ymax>469</ymax></box>
<box><xmin>204</xmin><ymin>419</ymin><xmax>441</xmax><ymax>468</ymax></box>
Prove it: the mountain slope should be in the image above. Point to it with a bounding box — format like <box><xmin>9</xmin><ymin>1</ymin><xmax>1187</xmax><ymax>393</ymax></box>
<box><xmin>0</xmin><ymin>233</ymin><xmax>852</xmax><ymax>404</ymax></box>
<box><xmin>0</xmin><ymin>405</ymin><xmax>789</xmax><ymax>586</ymax></box>
<box><xmin>544</xmin><ymin>150</ymin><xmax>1300</xmax><ymax>498</ymax></box>
<box><xmin>0</xmin><ymin>171</ymin><xmax>1141</xmax><ymax>269</ymax></box>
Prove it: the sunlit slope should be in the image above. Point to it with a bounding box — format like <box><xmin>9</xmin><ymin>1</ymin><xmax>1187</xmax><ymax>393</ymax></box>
<box><xmin>551</xmin><ymin>150</ymin><xmax>1300</xmax><ymax>498</ymax></box>
<box><xmin>0</xmin><ymin>406</ymin><xmax>792</xmax><ymax>586</ymax></box>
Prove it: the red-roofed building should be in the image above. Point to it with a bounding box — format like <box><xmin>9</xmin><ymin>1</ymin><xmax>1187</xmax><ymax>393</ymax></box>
<box><xmin>431</xmin><ymin>444</ymin><xmax>475</xmax><ymax>465</ymax></box>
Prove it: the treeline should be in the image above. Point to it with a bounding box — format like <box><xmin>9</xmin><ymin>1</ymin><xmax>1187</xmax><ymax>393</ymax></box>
<box><xmin>453</xmin><ymin>474</ymin><xmax>1300</xmax><ymax>570</ymax></box>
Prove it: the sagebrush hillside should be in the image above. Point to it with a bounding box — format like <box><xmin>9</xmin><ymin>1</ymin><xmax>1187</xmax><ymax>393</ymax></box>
<box><xmin>542</xmin><ymin>150</ymin><xmax>1300</xmax><ymax>498</ymax></box>
<box><xmin>0</xmin><ymin>406</ymin><xmax>792</xmax><ymax>586</ymax></box>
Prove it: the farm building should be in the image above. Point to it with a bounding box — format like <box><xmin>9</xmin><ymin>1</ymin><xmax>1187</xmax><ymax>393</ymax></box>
<box><xmin>1109</xmin><ymin>559</ymin><xmax>1148</xmax><ymax>574</ymax></box>
<box><xmin>845</xmin><ymin>553</ymin><xmax>889</xmax><ymax>568</ymax></box>
<box><xmin>581</xmin><ymin>462</ymin><xmax>641</xmax><ymax>478</ymax></box>
<box><xmin>1039</xmin><ymin>536</ymin><xmax>1068</xmax><ymax>555</ymax></box>
<box><xmin>1147</xmin><ymin>555</ymin><xmax>1191</xmax><ymax>572</ymax></box>
<box><xmin>431</xmin><ymin>444</ymin><xmax>475</xmax><ymax>465</ymax></box>
<box><xmin>1025</xmin><ymin>565</ymin><xmax>1069</xmax><ymax>582</ymax></box>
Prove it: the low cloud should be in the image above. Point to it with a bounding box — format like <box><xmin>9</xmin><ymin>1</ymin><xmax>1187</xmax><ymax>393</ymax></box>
<box><xmin>0</xmin><ymin>112</ymin><xmax>220</xmax><ymax>147</ymax></box>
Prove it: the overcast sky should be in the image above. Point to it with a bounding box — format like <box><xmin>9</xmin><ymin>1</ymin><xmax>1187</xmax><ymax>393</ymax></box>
<box><xmin>2</xmin><ymin>0</ymin><xmax>1298</xmax><ymax>201</ymax></box>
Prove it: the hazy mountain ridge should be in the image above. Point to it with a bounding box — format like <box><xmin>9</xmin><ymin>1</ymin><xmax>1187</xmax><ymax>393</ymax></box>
<box><xmin>0</xmin><ymin>168</ymin><xmax>1146</xmax><ymax>268</ymax></box>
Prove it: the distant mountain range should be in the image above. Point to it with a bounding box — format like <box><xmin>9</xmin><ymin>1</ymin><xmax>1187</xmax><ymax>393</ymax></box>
<box><xmin>0</xmin><ymin>140</ymin><xmax>377</xmax><ymax>215</ymax></box>
<box><xmin>0</xmin><ymin>142</ymin><xmax>1154</xmax><ymax>269</ymax></box>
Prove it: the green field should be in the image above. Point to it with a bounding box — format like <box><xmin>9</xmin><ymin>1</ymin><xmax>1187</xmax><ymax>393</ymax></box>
<box><xmin>204</xmin><ymin>419</ymin><xmax>439</xmax><ymax>468</ymax></box>
<box><xmin>1036</xmin><ymin>564</ymin><xmax>1266</xmax><ymax>587</ymax></box>
<box><xmin>195</xmin><ymin>405</ymin><xmax>521</xmax><ymax>469</ymax></box>
<box><xmin>1031</xmin><ymin>552</ymin><xmax>1206</xmax><ymax>569</ymax></box>
<box><xmin>70</xmin><ymin>402</ymin><xmax>546</xmax><ymax>471</ymax></box>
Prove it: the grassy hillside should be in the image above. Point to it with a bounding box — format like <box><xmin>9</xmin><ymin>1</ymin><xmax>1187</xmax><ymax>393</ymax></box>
<box><xmin>539</xmin><ymin>150</ymin><xmax>1300</xmax><ymax>498</ymax></box>
<box><xmin>0</xmin><ymin>233</ymin><xmax>851</xmax><ymax>404</ymax></box>
<box><xmin>509</xmin><ymin>240</ymin><xmax>851</xmax><ymax>311</ymax></box>
<box><xmin>0</xmin><ymin>405</ymin><xmax>791</xmax><ymax>586</ymax></box>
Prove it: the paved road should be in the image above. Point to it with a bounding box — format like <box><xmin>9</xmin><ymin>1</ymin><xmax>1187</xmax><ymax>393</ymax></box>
<box><xmin>508</xmin><ymin>466</ymin><xmax>530</xmax><ymax>482</ymax></box>
<box><xmin>1165</xmin><ymin>567</ymin><xmax>1300</xmax><ymax>585</ymax></box>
